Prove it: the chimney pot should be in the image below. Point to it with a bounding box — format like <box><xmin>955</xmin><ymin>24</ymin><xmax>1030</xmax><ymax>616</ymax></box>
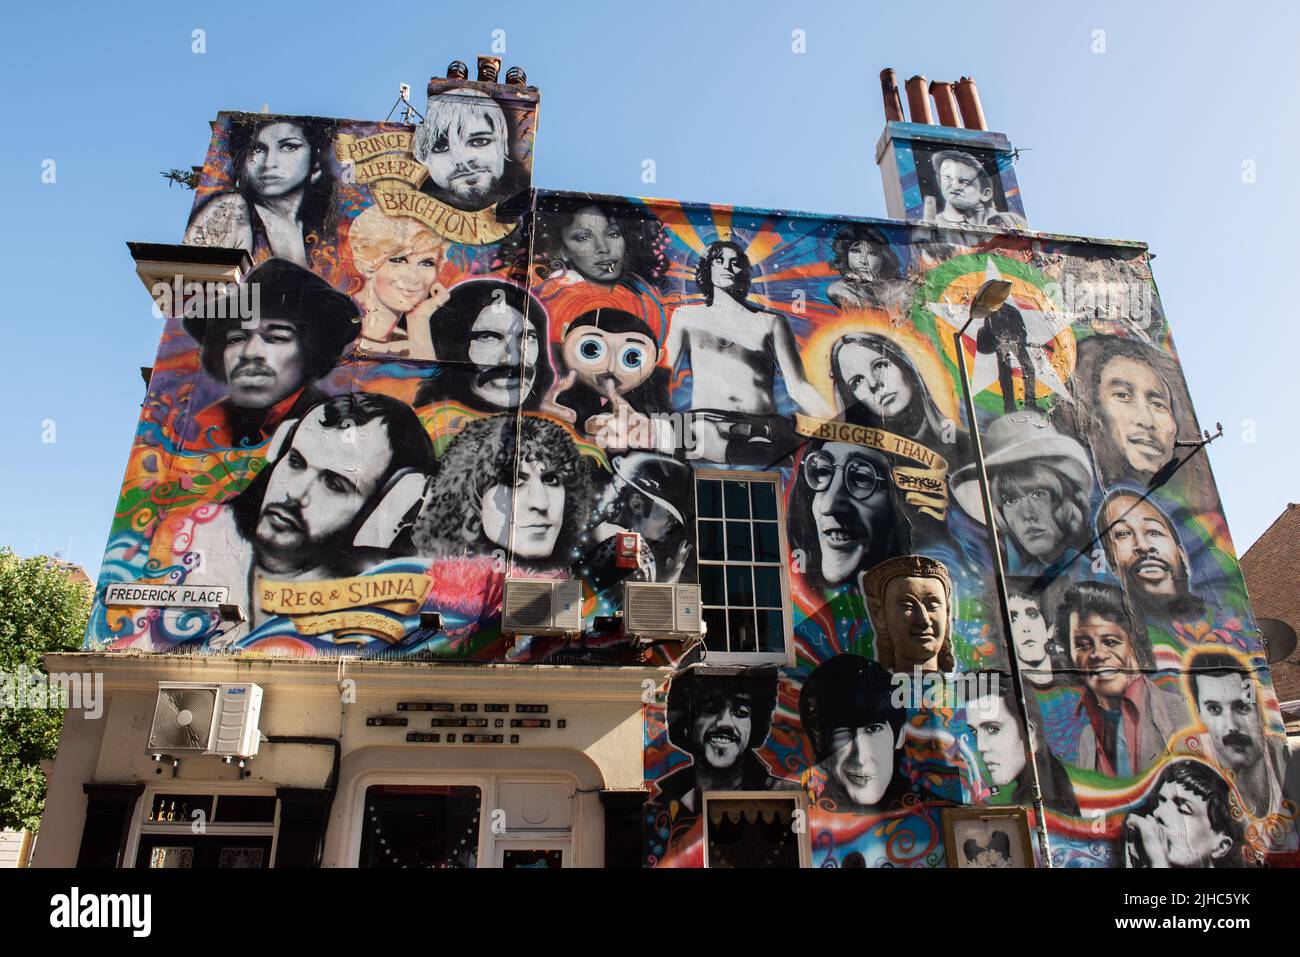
<box><xmin>446</xmin><ymin>60</ymin><xmax>469</xmax><ymax>81</ymax></box>
<box><xmin>955</xmin><ymin>77</ymin><xmax>988</xmax><ymax>131</ymax></box>
<box><xmin>880</xmin><ymin>68</ymin><xmax>904</xmax><ymax>122</ymax></box>
<box><xmin>930</xmin><ymin>80</ymin><xmax>960</xmax><ymax>127</ymax></box>
<box><xmin>476</xmin><ymin>55</ymin><xmax>502</xmax><ymax>83</ymax></box>
<box><xmin>505</xmin><ymin>66</ymin><xmax>527</xmax><ymax>86</ymax></box>
<box><xmin>904</xmin><ymin>75</ymin><xmax>933</xmax><ymax>125</ymax></box>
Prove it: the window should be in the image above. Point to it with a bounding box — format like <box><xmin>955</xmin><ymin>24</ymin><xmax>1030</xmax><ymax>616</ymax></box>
<box><xmin>703</xmin><ymin>796</ymin><xmax>803</xmax><ymax>868</ymax></box>
<box><xmin>358</xmin><ymin>785</ymin><xmax>482</xmax><ymax>868</ymax></box>
<box><xmin>133</xmin><ymin>790</ymin><xmax>276</xmax><ymax>869</ymax></box>
<box><xmin>695</xmin><ymin>475</ymin><xmax>789</xmax><ymax>659</ymax></box>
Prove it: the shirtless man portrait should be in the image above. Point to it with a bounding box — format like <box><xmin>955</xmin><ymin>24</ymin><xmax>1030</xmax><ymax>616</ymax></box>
<box><xmin>665</xmin><ymin>240</ymin><xmax>831</xmax><ymax>462</ymax></box>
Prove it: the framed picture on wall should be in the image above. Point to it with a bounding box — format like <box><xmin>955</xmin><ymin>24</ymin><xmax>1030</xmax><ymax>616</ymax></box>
<box><xmin>941</xmin><ymin>807</ymin><xmax>1034</xmax><ymax>868</ymax></box>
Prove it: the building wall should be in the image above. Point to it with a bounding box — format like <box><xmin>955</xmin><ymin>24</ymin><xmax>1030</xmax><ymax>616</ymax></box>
<box><xmin>74</xmin><ymin>81</ymin><xmax>1296</xmax><ymax>867</ymax></box>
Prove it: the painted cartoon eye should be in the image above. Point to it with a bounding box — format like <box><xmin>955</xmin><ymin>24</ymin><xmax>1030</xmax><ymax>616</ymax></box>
<box><xmin>618</xmin><ymin>344</ymin><xmax>646</xmax><ymax>371</ymax></box>
<box><xmin>577</xmin><ymin>335</ymin><xmax>606</xmax><ymax>363</ymax></box>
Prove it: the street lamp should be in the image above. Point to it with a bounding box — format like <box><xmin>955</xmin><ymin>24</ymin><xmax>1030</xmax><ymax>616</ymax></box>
<box><xmin>953</xmin><ymin>279</ymin><xmax>1054</xmax><ymax>868</ymax></box>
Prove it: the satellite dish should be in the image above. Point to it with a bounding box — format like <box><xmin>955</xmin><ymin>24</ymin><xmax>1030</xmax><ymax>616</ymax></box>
<box><xmin>1259</xmin><ymin>618</ymin><xmax>1298</xmax><ymax>664</ymax></box>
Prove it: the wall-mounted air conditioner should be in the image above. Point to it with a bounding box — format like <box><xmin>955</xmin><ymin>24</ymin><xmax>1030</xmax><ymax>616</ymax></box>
<box><xmin>623</xmin><ymin>583</ymin><xmax>702</xmax><ymax>638</ymax></box>
<box><xmin>501</xmin><ymin>579</ymin><xmax>582</xmax><ymax>636</ymax></box>
<box><xmin>148</xmin><ymin>682</ymin><xmax>264</xmax><ymax>759</ymax></box>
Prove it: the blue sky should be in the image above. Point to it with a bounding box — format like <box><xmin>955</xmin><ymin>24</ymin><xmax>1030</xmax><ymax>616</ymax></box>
<box><xmin>1</xmin><ymin>0</ymin><xmax>1295</xmax><ymax>579</ymax></box>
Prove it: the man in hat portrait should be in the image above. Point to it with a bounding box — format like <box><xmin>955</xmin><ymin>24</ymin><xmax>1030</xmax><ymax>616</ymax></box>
<box><xmin>554</xmin><ymin>306</ymin><xmax>672</xmax><ymax>451</ymax></box>
<box><xmin>182</xmin><ymin>258</ymin><xmax>359</xmax><ymax>449</ymax></box>
<box><xmin>412</xmin><ymin>87</ymin><xmax>524</xmax><ymax>213</ymax></box>
<box><xmin>1097</xmin><ymin>488</ymin><xmax>1206</xmax><ymax>620</ymax></box>
<box><xmin>951</xmin><ymin>411</ymin><xmax>1095</xmax><ymax>576</ymax></box>
<box><xmin>1057</xmin><ymin>581</ymin><xmax>1189</xmax><ymax>777</ymax></box>
<box><xmin>656</xmin><ymin>669</ymin><xmax>780</xmax><ymax>816</ymax></box>
<box><xmin>582</xmin><ymin>452</ymin><xmax>693</xmax><ymax>589</ymax></box>
<box><xmin>186</xmin><ymin>391</ymin><xmax>434</xmax><ymax>636</ymax></box>
<box><xmin>798</xmin><ymin>655</ymin><xmax>914</xmax><ymax>813</ymax></box>
<box><xmin>861</xmin><ymin>554</ymin><xmax>956</xmax><ymax>674</ymax></box>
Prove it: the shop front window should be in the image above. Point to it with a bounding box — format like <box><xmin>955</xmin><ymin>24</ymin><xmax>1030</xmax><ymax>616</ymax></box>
<box><xmin>358</xmin><ymin>785</ymin><xmax>482</xmax><ymax>868</ymax></box>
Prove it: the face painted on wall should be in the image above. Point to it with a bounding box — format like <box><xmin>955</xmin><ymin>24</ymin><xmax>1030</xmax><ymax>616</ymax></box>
<box><xmin>690</xmin><ymin>691</ymin><xmax>753</xmax><ymax>771</ymax></box>
<box><xmin>844</xmin><ymin>241</ymin><xmax>884</xmax><ymax>280</ymax></box>
<box><xmin>560</xmin><ymin>207</ymin><xmax>626</xmax><ymax>283</ymax></box>
<box><xmin>710</xmin><ymin>247</ymin><xmax>743</xmax><ymax>292</ymax></box>
<box><xmin>938</xmin><ymin>158</ymin><xmax>991</xmax><ymax>213</ymax></box>
<box><xmin>1070</xmin><ymin>612</ymin><xmax>1139</xmax><ymax>706</ymax></box>
<box><xmin>1096</xmin><ymin>356</ymin><xmax>1177</xmax><ymax>475</ymax></box>
<box><xmin>223</xmin><ymin>320</ymin><xmax>308</xmax><ymax>410</ymax></box>
<box><xmin>883</xmin><ymin>575</ymin><xmax>949</xmax><ymax>670</ymax></box>
<box><xmin>803</xmin><ymin>443</ymin><xmax>893</xmax><ymax>586</ymax></box>
<box><xmin>420</xmin><ymin>104</ymin><xmax>506</xmax><ymax>210</ymax></box>
<box><xmin>561</xmin><ymin>327</ymin><xmax>656</xmax><ymax>396</ymax></box>
<box><xmin>969</xmin><ymin>694</ymin><xmax>1028</xmax><ymax>787</ymax></box>
<box><xmin>243</xmin><ymin>122</ymin><xmax>315</xmax><ymax>200</ymax></box>
<box><xmin>835</xmin><ymin>342</ymin><xmax>914</xmax><ymax>419</ymax></box>
<box><xmin>826</xmin><ymin>722</ymin><xmax>896</xmax><ymax>807</ymax></box>
<box><xmin>255</xmin><ymin>411</ymin><xmax>393</xmax><ymax>570</ymax></box>
<box><xmin>373</xmin><ymin>247</ymin><xmax>441</xmax><ymax>315</ymax></box>
<box><xmin>480</xmin><ymin>457</ymin><xmax>564</xmax><ymax>560</ymax></box>
<box><xmin>1007</xmin><ymin>594</ymin><xmax>1050</xmax><ymax>670</ymax></box>
<box><xmin>1102</xmin><ymin>496</ymin><xmax>1186</xmax><ymax>604</ymax></box>
<box><xmin>466</xmin><ymin>303</ymin><xmax>538</xmax><ymax>409</ymax></box>
<box><xmin>997</xmin><ymin>473</ymin><xmax>1065</xmax><ymax>563</ymax></box>
<box><xmin>1195</xmin><ymin>673</ymin><xmax>1262</xmax><ymax>772</ymax></box>
<box><xmin>1148</xmin><ymin>781</ymin><xmax>1233</xmax><ymax>867</ymax></box>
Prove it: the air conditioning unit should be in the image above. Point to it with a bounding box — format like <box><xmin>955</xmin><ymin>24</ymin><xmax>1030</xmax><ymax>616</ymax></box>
<box><xmin>501</xmin><ymin>579</ymin><xmax>582</xmax><ymax>636</ymax></box>
<box><xmin>148</xmin><ymin>682</ymin><xmax>264</xmax><ymax>759</ymax></box>
<box><xmin>624</xmin><ymin>583</ymin><xmax>702</xmax><ymax>638</ymax></box>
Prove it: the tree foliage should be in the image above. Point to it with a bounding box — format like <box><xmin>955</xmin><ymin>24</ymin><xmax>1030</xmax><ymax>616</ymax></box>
<box><xmin>0</xmin><ymin>548</ymin><xmax>92</xmax><ymax>831</ymax></box>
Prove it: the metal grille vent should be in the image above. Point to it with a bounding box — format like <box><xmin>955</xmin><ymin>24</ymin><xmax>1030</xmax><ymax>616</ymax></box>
<box><xmin>503</xmin><ymin>580</ymin><xmax>555</xmax><ymax>630</ymax></box>
<box><xmin>627</xmin><ymin>584</ymin><xmax>676</xmax><ymax>632</ymax></box>
<box><xmin>149</xmin><ymin>687</ymin><xmax>217</xmax><ymax>751</ymax></box>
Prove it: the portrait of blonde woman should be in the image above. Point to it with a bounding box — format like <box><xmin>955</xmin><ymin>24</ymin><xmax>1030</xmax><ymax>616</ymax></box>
<box><xmin>347</xmin><ymin>206</ymin><xmax>450</xmax><ymax>360</ymax></box>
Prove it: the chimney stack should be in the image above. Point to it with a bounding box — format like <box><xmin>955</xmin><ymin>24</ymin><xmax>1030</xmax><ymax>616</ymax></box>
<box><xmin>875</xmin><ymin>67</ymin><xmax>1027</xmax><ymax>227</ymax></box>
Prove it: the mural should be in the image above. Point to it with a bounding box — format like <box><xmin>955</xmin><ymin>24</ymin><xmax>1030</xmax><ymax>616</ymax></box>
<box><xmin>88</xmin><ymin>76</ymin><xmax>1296</xmax><ymax>866</ymax></box>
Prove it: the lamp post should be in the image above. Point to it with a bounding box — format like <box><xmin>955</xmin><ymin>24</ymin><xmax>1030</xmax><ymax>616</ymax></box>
<box><xmin>953</xmin><ymin>279</ymin><xmax>1054</xmax><ymax>868</ymax></box>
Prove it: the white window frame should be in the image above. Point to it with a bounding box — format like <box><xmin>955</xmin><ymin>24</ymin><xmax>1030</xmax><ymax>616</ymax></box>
<box><xmin>700</xmin><ymin>790</ymin><xmax>809</xmax><ymax>869</ymax></box>
<box><xmin>692</xmin><ymin>469</ymin><xmax>794</xmax><ymax>667</ymax></box>
<box><xmin>128</xmin><ymin>785</ymin><xmax>280</xmax><ymax>868</ymax></box>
